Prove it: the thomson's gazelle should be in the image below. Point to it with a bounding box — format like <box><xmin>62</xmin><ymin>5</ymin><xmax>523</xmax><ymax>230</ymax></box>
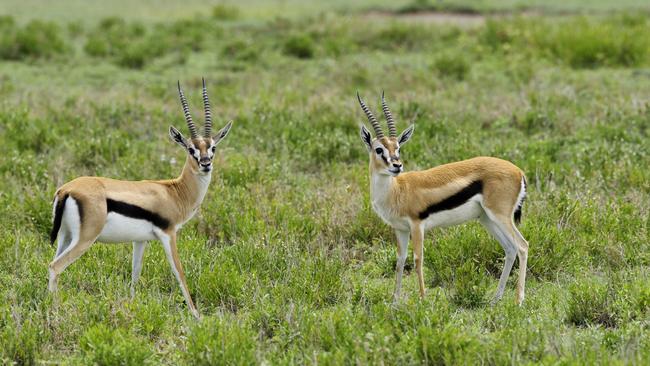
<box><xmin>49</xmin><ymin>79</ymin><xmax>233</xmax><ymax>318</ymax></box>
<box><xmin>357</xmin><ymin>92</ymin><xmax>529</xmax><ymax>305</ymax></box>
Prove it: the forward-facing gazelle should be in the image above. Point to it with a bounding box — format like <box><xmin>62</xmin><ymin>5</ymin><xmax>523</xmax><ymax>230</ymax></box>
<box><xmin>49</xmin><ymin>79</ymin><xmax>233</xmax><ymax>318</ymax></box>
<box><xmin>357</xmin><ymin>92</ymin><xmax>529</xmax><ymax>305</ymax></box>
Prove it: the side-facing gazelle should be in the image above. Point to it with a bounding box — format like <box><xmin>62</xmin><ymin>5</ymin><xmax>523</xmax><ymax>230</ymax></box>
<box><xmin>357</xmin><ymin>92</ymin><xmax>529</xmax><ymax>305</ymax></box>
<box><xmin>49</xmin><ymin>79</ymin><xmax>233</xmax><ymax>318</ymax></box>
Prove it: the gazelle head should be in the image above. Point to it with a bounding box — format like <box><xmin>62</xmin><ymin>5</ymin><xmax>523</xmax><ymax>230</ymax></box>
<box><xmin>358</xmin><ymin>92</ymin><xmax>414</xmax><ymax>177</ymax></box>
<box><xmin>170</xmin><ymin>79</ymin><xmax>233</xmax><ymax>175</ymax></box>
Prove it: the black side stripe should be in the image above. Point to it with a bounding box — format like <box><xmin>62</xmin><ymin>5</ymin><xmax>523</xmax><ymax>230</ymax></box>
<box><xmin>418</xmin><ymin>180</ymin><xmax>483</xmax><ymax>220</ymax></box>
<box><xmin>106</xmin><ymin>199</ymin><xmax>171</xmax><ymax>230</ymax></box>
<box><xmin>50</xmin><ymin>194</ymin><xmax>68</xmax><ymax>245</ymax></box>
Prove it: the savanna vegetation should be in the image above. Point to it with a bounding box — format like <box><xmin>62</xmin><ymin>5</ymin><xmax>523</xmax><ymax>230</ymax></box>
<box><xmin>0</xmin><ymin>0</ymin><xmax>649</xmax><ymax>364</ymax></box>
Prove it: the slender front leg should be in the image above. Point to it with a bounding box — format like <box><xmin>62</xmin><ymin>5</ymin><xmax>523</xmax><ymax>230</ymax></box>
<box><xmin>393</xmin><ymin>229</ymin><xmax>410</xmax><ymax>303</ymax></box>
<box><xmin>410</xmin><ymin>222</ymin><xmax>426</xmax><ymax>298</ymax></box>
<box><xmin>158</xmin><ymin>231</ymin><xmax>200</xmax><ymax>319</ymax></box>
<box><xmin>131</xmin><ymin>241</ymin><xmax>147</xmax><ymax>298</ymax></box>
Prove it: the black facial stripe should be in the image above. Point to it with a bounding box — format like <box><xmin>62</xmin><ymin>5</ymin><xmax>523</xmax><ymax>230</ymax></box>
<box><xmin>106</xmin><ymin>198</ymin><xmax>170</xmax><ymax>230</ymax></box>
<box><xmin>380</xmin><ymin>154</ymin><xmax>389</xmax><ymax>165</ymax></box>
<box><xmin>418</xmin><ymin>180</ymin><xmax>483</xmax><ymax>220</ymax></box>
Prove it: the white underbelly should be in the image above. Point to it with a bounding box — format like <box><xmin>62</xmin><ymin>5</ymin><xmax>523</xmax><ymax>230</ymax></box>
<box><xmin>422</xmin><ymin>195</ymin><xmax>483</xmax><ymax>230</ymax></box>
<box><xmin>97</xmin><ymin>212</ymin><xmax>157</xmax><ymax>243</ymax></box>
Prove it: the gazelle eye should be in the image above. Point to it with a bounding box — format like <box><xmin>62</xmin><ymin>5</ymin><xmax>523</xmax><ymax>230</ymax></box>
<box><xmin>188</xmin><ymin>148</ymin><xmax>195</xmax><ymax>155</ymax></box>
<box><xmin>375</xmin><ymin>147</ymin><xmax>383</xmax><ymax>155</ymax></box>
<box><xmin>211</xmin><ymin>146</ymin><xmax>216</xmax><ymax>152</ymax></box>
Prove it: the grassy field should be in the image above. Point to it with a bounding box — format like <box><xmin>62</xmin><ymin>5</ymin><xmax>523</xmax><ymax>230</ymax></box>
<box><xmin>1</xmin><ymin>0</ymin><xmax>649</xmax><ymax>364</ymax></box>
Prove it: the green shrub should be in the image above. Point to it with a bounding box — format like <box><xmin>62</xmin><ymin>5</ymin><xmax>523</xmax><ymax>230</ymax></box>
<box><xmin>84</xmin><ymin>18</ymin><xmax>145</xmax><ymax>58</ymax></box>
<box><xmin>0</xmin><ymin>19</ymin><xmax>68</xmax><ymax>60</ymax></box>
<box><xmin>363</xmin><ymin>23</ymin><xmax>436</xmax><ymax>51</ymax></box>
<box><xmin>283</xmin><ymin>34</ymin><xmax>315</xmax><ymax>59</ymax></box>
<box><xmin>196</xmin><ymin>257</ymin><xmax>245</xmax><ymax>311</ymax></box>
<box><xmin>0</xmin><ymin>311</ymin><xmax>41</xmax><ymax>366</ymax></box>
<box><xmin>222</xmin><ymin>38</ymin><xmax>260</xmax><ymax>63</ymax></box>
<box><xmin>212</xmin><ymin>4</ymin><xmax>241</xmax><ymax>21</ymax></box>
<box><xmin>116</xmin><ymin>44</ymin><xmax>151</xmax><ymax>69</ymax></box>
<box><xmin>416</xmin><ymin>324</ymin><xmax>481</xmax><ymax>364</ymax></box>
<box><xmin>450</xmin><ymin>260</ymin><xmax>489</xmax><ymax>308</ymax></box>
<box><xmin>186</xmin><ymin>317</ymin><xmax>256</xmax><ymax>365</ymax></box>
<box><xmin>80</xmin><ymin>324</ymin><xmax>153</xmax><ymax>365</ymax></box>
<box><xmin>481</xmin><ymin>17</ymin><xmax>650</xmax><ymax>68</ymax></box>
<box><xmin>538</xmin><ymin>18</ymin><xmax>649</xmax><ymax>68</ymax></box>
<box><xmin>84</xmin><ymin>17</ymin><xmax>192</xmax><ymax>69</ymax></box>
<box><xmin>567</xmin><ymin>277</ymin><xmax>616</xmax><ymax>327</ymax></box>
<box><xmin>432</xmin><ymin>51</ymin><xmax>470</xmax><ymax>80</ymax></box>
<box><xmin>610</xmin><ymin>274</ymin><xmax>650</xmax><ymax>324</ymax></box>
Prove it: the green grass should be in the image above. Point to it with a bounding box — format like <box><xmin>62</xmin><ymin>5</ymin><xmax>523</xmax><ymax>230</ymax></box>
<box><xmin>1</xmin><ymin>1</ymin><xmax>650</xmax><ymax>364</ymax></box>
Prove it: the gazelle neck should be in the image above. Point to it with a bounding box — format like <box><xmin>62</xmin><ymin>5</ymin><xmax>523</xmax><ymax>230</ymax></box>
<box><xmin>175</xmin><ymin>156</ymin><xmax>212</xmax><ymax>213</ymax></box>
<box><xmin>369</xmin><ymin>164</ymin><xmax>397</xmax><ymax>207</ymax></box>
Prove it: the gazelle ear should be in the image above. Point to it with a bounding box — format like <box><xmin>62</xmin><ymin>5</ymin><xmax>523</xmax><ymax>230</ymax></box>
<box><xmin>169</xmin><ymin>126</ymin><xmax>188</xmax><ymax>148</ymax></box>
<box><xmin>398</xmin><ymin>124</ymin><xmax>414</xmax><ymax>145</ymax></box>
<box><xmin>360</xmin><ymin>124</ymin><xmax>372</xmax><ymax>151</ymax></box>
<box><xmin>212</xmin><ymin>121</ymin><xmax>233</xmax><ymax>145</ymax></box>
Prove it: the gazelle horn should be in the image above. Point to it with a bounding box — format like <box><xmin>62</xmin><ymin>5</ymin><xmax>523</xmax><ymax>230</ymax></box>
<box><xmin>202</xmin><ymin>78</ymin><xmax>212</xmax><ymax>137</ymax></box>
<box><xmin>177</xmin><ymin>81</ymin><xmax>198</xmax><ymax>139</ymax></box>
<box><xmin>357</xmin><ymin>92</ymin><xmax>384</xmax><ymax>138</ymax></box>
<box><xmin>381</xmin><ymin>91</ymin><xmax>397</xmax><ymax>138</ymax></box>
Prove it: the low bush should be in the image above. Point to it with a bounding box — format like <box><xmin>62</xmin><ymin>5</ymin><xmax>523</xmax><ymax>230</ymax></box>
<box><xmin>186</xmin><ymin>317</ymin><xmax>257</xmax><ymax>365</ymax></box>
<box><xmin>566</xmin><ymin>277</ymin><xmax>616</xmax><ymax>327</ymax></box>
<box><xmin>432</xmin><ymin>51</ymin><xmax>470</xmax><ymax>80</ymax></box>
<box><xmin>222</xmin><ymin>38</ymin><xmax>261</xmax><ymax>63</ymax></box>
<box><xmin>481</xmin><ymin>17</ymin><xmax>650</xmax><ymax>68</ymax></box>
<box><xmin>283</xmin><ymin>33</ymin><xmax>315</xmax><ymax>59</ymax></box>
<box><xmin>80</xmin><ymin>324</ymin><xmax>153</xmax><ymax>365</ymax></box>
<box><xmin>212</xmin><ymin>4</ymin><xmax>241</xmax><ymax>21</ymax></box>
<box><xmin>0</xmin><ymin>311</ymin><xmax>42</xmax><ymax>366</ymax></box>
<box><xmin>537</xmin><ymin>18</ymin><xmax>649</xmax><ymax>68</ymax></box>
<box><xmin>84</xmin><ymin>17</ymin><xmax>213</xmax><ymax>68</ymax></box>
<box><xmin>450</xmin><ymin>260</ymin><xmax>489</xmax><ymax>308</ymax></box>
<box><xmin>415</xmin><ymin>324</ymin><xmax>482</xmax><ymax>364</ymax></box>
<box><xmin>196</xmin><ymin>257</ymin><xmax>246</xmax><ymax>311</ymax></box>
<box><xmin>0</xmin><ymin>17</ymin><xmax>68</xmax><ymax>60</ymax></box>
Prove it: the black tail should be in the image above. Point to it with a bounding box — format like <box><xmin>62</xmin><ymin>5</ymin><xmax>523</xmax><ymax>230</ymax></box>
<box><xmin>514</xmin><ymin>177</ymin><xmax>526</xmax><ymax>225</ymax></box>
<box><xmin>50</xmin><ymin>194</ymin><xmax>68</xmax><ymax>245</ymax></box>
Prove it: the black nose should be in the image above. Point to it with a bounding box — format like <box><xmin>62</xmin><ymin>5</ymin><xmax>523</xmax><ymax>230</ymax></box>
<box><xmin>200</xmin><ymin>159</ymin><xmax>211</xmax><ymax>166</ymax></box>
<box><xmin>393</xmin><ymin>163</ymin><xmax>402</xmax><ymax>169</ymax></box>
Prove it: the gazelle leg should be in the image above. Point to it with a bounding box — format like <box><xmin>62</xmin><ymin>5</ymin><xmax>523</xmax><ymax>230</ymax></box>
<box><xmin>491</xmin><ymin>216</ymin><xmax>528</xmax><ymax>305</ymax></box>
<box><xmin>393</xmin><ymin>229</ymin><xmax>409</xmax><ymax>303</ymax></box>
<box><xmin>410</xmin><ymin>222</ymin><xmax>426</xmax><ymax>298</ymax></box>
<box><xmin>131</xmin><ymin>241</ymin><xmax>147</xmax><ymax>298</ymax></box>
<box><xmin>49</xmin><ymin>195</ymin><xmax>105</xmax><ymax>293</ymax></box>
<box><xmin>48</xmin><ymin>238</ymin><xmax>94</xmax><ymax>292</ymax></box>
<box><xmin>513</xmin><ymin>226</ymin><xmax>529</xmax><ymax>305</ymax></box>
<box><xmin>480</xmin><ymin>214</ymin><xmax>516</xmax><ymax>304</ymax></box>
<box><xmin>158</xmin><ymin>231</ymin><xmax>200</xmax><ymax>319</ymax></box>
<box><xmin>55</xmin><ymin>228</ymin><xmax>71</xmax><ymax>258</ymax></box>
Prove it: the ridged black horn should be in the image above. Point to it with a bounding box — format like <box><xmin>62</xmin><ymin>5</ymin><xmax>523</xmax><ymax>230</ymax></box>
<box><xmin>177</xmin><ymin>81</ymin><xmax>198</xmax><ymax>139</ymax></box>
<box><xmin>357</xmin><ymin>92</ymin><xmax>384</xmax><ymax>138</ymax></box>
<box><xmin>381</xmin><ymin>91</ymin><xmax>397</xmax><ymax>137</ymax></box>
<box><xmin>202</xmin><ymin>78</ymin><xmax>212</xmax><ymax>137</ymax></box>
